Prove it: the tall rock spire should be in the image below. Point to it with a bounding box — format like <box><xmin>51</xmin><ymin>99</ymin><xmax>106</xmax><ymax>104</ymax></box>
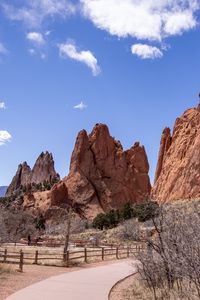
<box><xmin>6</xmin><ymin>152</ymin><xmax>60</xmax><ymax>196</ymax></box>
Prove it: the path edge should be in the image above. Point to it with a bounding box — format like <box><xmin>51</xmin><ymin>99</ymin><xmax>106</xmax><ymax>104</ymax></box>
<box><xmin>108</xmin><ymin>271</ymin><xmax>138</xmax><ymax>300</ymax></box>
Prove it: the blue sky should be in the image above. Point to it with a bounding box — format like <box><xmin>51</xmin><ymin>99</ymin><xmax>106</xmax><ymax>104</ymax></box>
<box><xmin>0</xmin><ymin>0</ymin><xmax>200</xmax><ymax>186</ymax></box>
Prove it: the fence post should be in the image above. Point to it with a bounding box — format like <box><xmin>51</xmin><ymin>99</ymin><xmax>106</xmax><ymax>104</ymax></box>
<box><xmin>63</xmin><ymin>247</ymin><xmax>67</xmax><ymax>262</ymax></box>
<box><xmin>102</xmin><ymin>248</ymin><xmax>104</xmax><ymax>261</ymax></box>
<box><xmin>84</xmin><ymin>248</ymin><xmax>87</xmax><ymax>263</ymax></box>
<box><xmin>66</xmin><ymin>250</ymin><xmax>70</xmax><ymax>268</ymax></box>
<box><xmin>127</xmin><ymin>246</ymin><xmax>130</xmax><ymax>258</ymax></box>
<box><xmin>19</xmin><ymin>250</ymin><xmax>24</xmax><ymax>272</ymax></box>
<box><xmin>34</xmin><ymin>250</ymin><xmax>38</xmax><ymax>265</ymax></box>
<box><xmin>116</xmin><ymin>247</ymin><xmax>119</xmax><ymax>259</ymax></box>
<box><xmin>4</xmin><ymin>249</ymin><xmax>7</xmax><ymax>263</ymax></box>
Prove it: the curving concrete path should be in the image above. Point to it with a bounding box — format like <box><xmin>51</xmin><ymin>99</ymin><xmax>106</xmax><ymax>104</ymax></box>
<box><xmin>6</xmin><ymin>260</ymin><xmax>136</xmax><ymax>300</ymax></box>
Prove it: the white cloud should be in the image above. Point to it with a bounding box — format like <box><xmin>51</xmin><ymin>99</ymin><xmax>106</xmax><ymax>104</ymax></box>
<box><xmin>0</xmin><ymin>131</ymin><xmax>12</xmax><ymax>146</ymax></box>
<box><xmin>74</xmin><ymin>101</ymin><xmax>87</xmax><ymax>110</ymax></box>
<box><xmin>28</xmin><ymin>48</ymin><xmax>36</xmax><ymax>55</ymax></box>
<box><xmin>27</xmin><ymin>32</ymin><xmax>45</xmax><ymax>46</ymax></box>
<box><xmin>0</xmin><ymin>102</ymin><xmax>6</xmax><ymax>109</ymax></box>
<box><xmin>131</xmin><ymin>44</ymin><xmax>163</xmax><ymax>59</ymax></box>
<box><xmin>58</xmin><ymin>41</ymin><xmax>101</xmax><ymax>76</ymax></box>
<box><xmin>164</xmin><ymin>11</ymin><xmax>197</xmax><ymax>35</ymax></box>
<box><xmin>81</xmin><ymin>0</ymin><xmax>199</xmax><ymax>41</ymax></box>
<box><xmin>2</xmin><ymin>0</ymin><xmax>76</xmax><ymax>28</ymax></box>
<box><xmin>41</xmin><ymin>53</ymin><xmax>47</xmax><ymax>60</ymax></box>
<box><xmin>0</xmin><ymin>43</ymin><xmax>8</xmax><ymax>55</ymax></box>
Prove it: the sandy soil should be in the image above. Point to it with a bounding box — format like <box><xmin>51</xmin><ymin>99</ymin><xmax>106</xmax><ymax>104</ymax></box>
<box><xmin>0</xmin><ymin>260</ymin><xmax>119</xmax><ymax>300</ymax></box>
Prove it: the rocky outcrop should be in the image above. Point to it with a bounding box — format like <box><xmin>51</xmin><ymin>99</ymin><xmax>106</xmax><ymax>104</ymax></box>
<box><xmin>6</xmin><ymin>152</ymin><xmax>60</xmax><ymax>196</ymax></box>
<box><xmin>30</xmin><ymin>152</ymin><xmax>60</xmax><ymax>185</ymax></box>
<box><xmin>152</xmin><ymin>106</ymin><xmax>200</xmax><ymax>202</ymax></box>
<box><xmin>6</xmin><ymin>162</ymin><xmax>31</xmax><ymax>196</ymax></box>
<box><xmin>61</xmin><ymin>123</ymin><xmax>151</xmax><ymax>218</ymax></box>
<box><xmin>154</xmin><ymin>127</ymin><xmax>171</xmax><ymax>184</ymax></box>
<box><xmin>8</xmin><ymin>124</ymin><xmax>151</xmax><ymax>219</ymax></box>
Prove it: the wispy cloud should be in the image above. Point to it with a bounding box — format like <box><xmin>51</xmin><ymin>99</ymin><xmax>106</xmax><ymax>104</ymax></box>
<box><xmin>58</xmin><ymin>41</ymin><xmax>101</xmax><ymax>76</ymax></box>
<box><xmin>81</xmin><ymin>0</ymin><xmax>199</xmax><ymax>41</ymax></box>
<box><xmin>2</xmin><ymin>0</ymin><xmax>76</xmax><ymax>28</ymax></box>
<box><xmin>0</xmin><ymin>102</ymin><xmax>6</xmax><ymax>109</ymax></box>
<box><xmin>0</xmin><ymin>43</ymin><xmax>8</xmax><ymax>55</ymax></box>
<box><xmin>26</xmin><ymin>32</ymin><xmax>45</xmax><ymax>46</ymax></box>
<box><xmin>131</xmin><ymin>44</ymin><xmax>163</xmax><ymax>59</ymax></box>
<box><xmin>74</xmin><ymin>101</ymin><xmax>87</xmax><ymax>110</ymax></box>
<box><xmin>0</xmin><ymin>130</ymin><xmax>12</xmax><ymax>146</ymax></box>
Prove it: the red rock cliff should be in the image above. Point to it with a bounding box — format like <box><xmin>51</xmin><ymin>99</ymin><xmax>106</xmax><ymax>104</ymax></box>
<box><xmin>152</xmin><ymin>106</ymin><xmax>200</xmax><ymax>202</ymax></box>
<box><xmin>62</xmin><ymin>123</ymin><xmax>151</xmax><ymax>217</ymax></box>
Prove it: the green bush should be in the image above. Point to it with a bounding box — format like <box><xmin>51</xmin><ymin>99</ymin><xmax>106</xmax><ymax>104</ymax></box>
<box><xmin>92</xmin><ymin>213</ymin><xmax>110</xmax><ymax>230</ymax></box>
<box><xmin>34</xmin><ymin>215</ymin><xmax>46</xmax><ymax>231</ymax></box>
<box><xmin>134</xmin><ymin>201</ymin><xmax>159</xmax><ymax>222</ymax></box>
<box><xmin>92</xmin><ymin>201</ymin><xmax>159</xmax><ymax>230</ymax></box>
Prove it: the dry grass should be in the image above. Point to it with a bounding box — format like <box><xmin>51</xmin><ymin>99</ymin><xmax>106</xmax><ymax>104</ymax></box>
<box><xmin>0</xmin><ymin>263</ymin><xmax>13</xmax><ymax>275</ymax></box>
<box><xmin>110</xmin><ymin>276</ymin><xmax>200</xmax><ymax>300</ymax></box>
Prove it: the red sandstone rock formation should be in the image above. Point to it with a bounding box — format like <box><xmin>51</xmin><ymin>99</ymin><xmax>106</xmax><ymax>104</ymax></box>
<box><xmin>154</xmin><ymin>127</ymin><xmax>171</xmax><ymax>184</ymax></box>
<box><xmin>9</xmin><ymin>124</ymin><xmax>151</xmax><ymax>219</ymax></box>
<box><xmin>63</xmin><ymin>123</ymin><xmax>151</xmax><ymax>218</ymax></box>
<box><xmin>6</xmin><ymin>162</ymin><xmax>31</xmax><ymax>196</ymax></box>
<box><xmin>30</xmin><ymin>152</ymin><xmax>60</xmax><ymax>185</ymax></box>
<box><xmin>152</xmin><ymin>106</ymin><xmax>200</xmax><ymax>202</ymax></box>
<box><xmin>6</xmin><ymin>152</ymin><xmax>60</xmax><ymax>196</ymax></box>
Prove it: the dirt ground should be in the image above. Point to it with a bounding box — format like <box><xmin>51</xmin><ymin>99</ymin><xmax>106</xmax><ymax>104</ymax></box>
<box><xmin>0</xmin><ymin>260</ymin><xmax>119</xmax><ymax>300</ymax></box>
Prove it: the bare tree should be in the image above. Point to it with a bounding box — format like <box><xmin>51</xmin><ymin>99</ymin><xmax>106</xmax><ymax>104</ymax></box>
<box><xmin>136</xmin><ymin>202</ymin><xmax>200</xmax><ymax>300</ymax></box>
<box><xmin>119</xmin><ymin>219</ymin><xmax>141</xmax><ymax>241</ymax></box>
<box><xmin>0</xmin><ymin>207</ymin><xmax>35</xmax><ymax>245</ymax></box>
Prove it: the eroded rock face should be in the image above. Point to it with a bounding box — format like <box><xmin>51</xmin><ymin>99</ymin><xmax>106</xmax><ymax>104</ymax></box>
<box><xmin>30</xmin><ymin>152</ymin><xmax>60</xmax><ymax>185</ymax></box>
<box><xmin>63</xmin><ymin>123</ymin><xmax>151</xmax><ymax>218</ymax></box>
<box><xmin>7</xmin><ymin>124</ymin><xmax>151</xmax><ymax>219</ymax></box>
<box><xmin>6</xmin><ymin>162</ymin><xmax>31</xmax><ymax>196</ymax></box>
<box><xmin>154</xmin><ymin>127</ymin><xmax>171</xmax><ymax>184</ymax></box>
<box><xmin>152</xmin><ymin>106</ymin><xmax>200</xmax><ymax>202</ymax></box>
<box><xmin>6</xmin><ymin>152</ymin><xmax>60</xmax><ymax>196</ymax></box>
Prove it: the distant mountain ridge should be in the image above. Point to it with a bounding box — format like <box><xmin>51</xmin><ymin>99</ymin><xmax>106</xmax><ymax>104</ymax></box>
<box><xmin>0</xmin><ymin>186</ymin><xmax>8</xmax><ymax>197</ymax></box>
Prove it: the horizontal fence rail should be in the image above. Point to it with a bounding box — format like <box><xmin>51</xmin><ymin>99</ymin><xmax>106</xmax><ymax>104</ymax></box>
<box><xmin>0</xmin><ymin>243</ymin><xmax>145</xmax><ymax>270</ymax></box>
<box><xmin>0</xmin><ymin>249</ymin><xmax>23</xmax><ymax>272</ymax></box>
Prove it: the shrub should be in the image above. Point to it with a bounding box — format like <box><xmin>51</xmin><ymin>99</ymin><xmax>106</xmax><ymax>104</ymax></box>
<box><xmin>34</xmin><ymin>214</ymin><xmax>46</xmax><ymax>231</ymax></box>
<box><xmin>92</xmin><ymin>213</ymin><xmax>110</xmax><ymax>230</ymax></box>
<box><xmin>134</xmin><ymin>201</ymin><xmax>159</xmax><ymax>222</ymax></box>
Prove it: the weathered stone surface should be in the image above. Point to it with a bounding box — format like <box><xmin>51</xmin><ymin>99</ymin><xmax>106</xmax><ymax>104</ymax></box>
<box><xmin>63</xmin><ymin>123</ymin><xmax>151</xmax><ymax>218</ymax></box>
<box><xmin>30</xmin><ymin>152</ymin><xmax>60</xmax><ymax>185</ymax></box>
<box><xmin>154</xmin><ymin>127</ymin><xmax>171</xmax><ymax>184</ymax></box>
<box><xmin>6</xmin><ymin>152</ymin><xmax>60</xmax><ymax>196</ymax></box>
<box><xmin>8</xmin><ymin>124</ymin><xmax>151</xmax><ymax>219</ymax></box>
<box><xmin>6</xmin><ymin>162</ymin><xmax>31</xmax><ymax>196</ymax></box>
<box><xmin>152</xmin><ymin>106</ymin><xmax>200</xmax><ymax>202</ymax></box>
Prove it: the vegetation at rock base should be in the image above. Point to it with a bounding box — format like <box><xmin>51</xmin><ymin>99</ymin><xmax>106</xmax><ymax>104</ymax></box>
<box><xmin>92</xmin><ymin>200</ymin><xmax>159</xmax><ymax>230</ymax></box>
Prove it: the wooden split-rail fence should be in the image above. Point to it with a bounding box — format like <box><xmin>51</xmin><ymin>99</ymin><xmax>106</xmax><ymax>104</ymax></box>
<box><xmin>0</xmin><ymin>244</ymin><xmax>145</xmax><ymax>272</ymax></box>
<box><xmin>0</xmin><ymin>249</ymin><xmax>24</xmax><ymax>272</ymax></box>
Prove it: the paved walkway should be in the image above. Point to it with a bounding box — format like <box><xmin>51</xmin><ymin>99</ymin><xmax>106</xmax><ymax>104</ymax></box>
<box><xmin>6</xmin><ymin>260</ymin><xmax>136</xmax><ymax>300</ymax></box>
